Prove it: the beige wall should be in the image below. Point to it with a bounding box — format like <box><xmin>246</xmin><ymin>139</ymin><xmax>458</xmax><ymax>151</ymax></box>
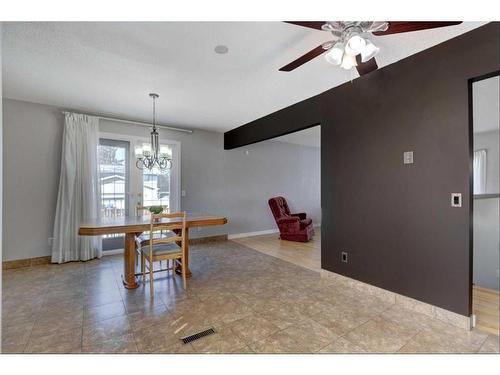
<box><xmin>2</xmin><ymin>98</ymin><xmax>321</xmax><ymax>261</ymax></box>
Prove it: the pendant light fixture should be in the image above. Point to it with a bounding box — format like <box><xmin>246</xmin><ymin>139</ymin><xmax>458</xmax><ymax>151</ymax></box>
<box><xmin>134</xmin><ymin>93</ymin><xmax>172</xmax><ymax>172</ymax></box>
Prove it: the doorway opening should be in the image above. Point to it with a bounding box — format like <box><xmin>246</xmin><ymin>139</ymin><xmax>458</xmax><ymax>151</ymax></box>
<box><xmin>469</xmin><ymin>71</ymin><xmax>500</xmax><ymax>335</ymax></box>
<box><xmin>230</xmin><ymin>125</ymin><xmax>321</xmax><ymax>272</ymax></box>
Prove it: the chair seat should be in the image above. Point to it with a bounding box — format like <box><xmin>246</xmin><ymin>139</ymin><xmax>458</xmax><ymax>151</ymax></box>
<box><xmin>141</xmin><ymin>242</ymin><xmax>182</xmax><ymax>258</ymax></box>
<box><xmin>136</xmin><ymin>231</ymin><xmax>175</xmax><ymax>246</ymax></box>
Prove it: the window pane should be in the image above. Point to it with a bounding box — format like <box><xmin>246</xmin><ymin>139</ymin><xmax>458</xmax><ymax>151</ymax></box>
<box><xmin>142</xmin><ymin>146</ymin><xmax>171</xmax><ymax>210</ymax></box>
<box><xmin>99</xmin><ymin>139</ymin><xmax>129</xmax><ymax>242</ymax></box>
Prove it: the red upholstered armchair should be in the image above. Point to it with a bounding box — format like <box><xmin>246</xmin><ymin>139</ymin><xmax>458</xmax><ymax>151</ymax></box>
<box><xmin>268</xmin><ymin>196</ymin><xmax>315</xmax><ymax>242</ymax></box>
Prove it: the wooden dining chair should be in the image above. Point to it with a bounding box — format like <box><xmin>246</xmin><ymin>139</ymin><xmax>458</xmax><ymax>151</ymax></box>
<box><xmin>139</xmin><ymin>211</ymin><xmax>187</xmax><ymax>293</ymax></box>
<box><xmin>135</xmin><ymin>205</ymin><xmax>170</xmax><ymax>270</ymax></box>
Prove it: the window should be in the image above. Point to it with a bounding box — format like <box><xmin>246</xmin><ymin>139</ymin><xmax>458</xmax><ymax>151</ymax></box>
<box><xmin>98</xmin><ymin>138</ymin><xmax>130</xmax><ymax>250</ymax></box>
<box><xmin>99</xmin><ymin>139</ymin><xmax>130</xmax><ymax>218</ymax></box>
<box><xmin>142</xmin><ymin>145</ymin><xmax>172</xmax><ymax>209</ymax></box>
<box><xmin>97</xmin><ymin>135</ymin><xmax>180</xmax><ymax>250</ymax></box>
<box><xmin>473</xmin><ymin>149</ymin><xmax>487</xmax><ymax>195</ymax></box>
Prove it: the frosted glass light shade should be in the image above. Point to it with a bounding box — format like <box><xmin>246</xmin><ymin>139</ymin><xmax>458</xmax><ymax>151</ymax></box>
<box><xmin>142</xmin><ymin>143</ymin><xmax>151</xmax><ymax>156</ymax></box>
<box><xmin>360</xmin><ymin>39</ymin><xmax>380</xmax><ymax>62</ymax></box>
<box><xmin>159</xmin><ymin>146</ymin><xmax>170</xmax><ymax>157</ymax></box>
<box><xmin>135</xmin><ymin>146</ymin><xmax>143</xmax><ymax>158</ymax></box>
<box><xmin>345</xmin><ymin>34</ymin><xmax>366</xmax><ymax>55</ymax></box>
<box><xmin>325</xmin><ymin>43</ymin><xmax>344</xmax><ymax>66</ymax></box>
<box><xmin>340</xmin><ymin>53</ymin><xmax>357</xmax><ymax>70</ymax></box>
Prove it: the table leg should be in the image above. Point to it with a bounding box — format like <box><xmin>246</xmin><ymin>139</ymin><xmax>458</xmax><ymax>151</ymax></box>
<box><xmin>122</xmin><ymin>232</ymin><xmax>139</xmax><ymax>289</ymax></box>
<box><xmin>175</xmin><ymin>227</ymin><xmax>192</xmax><ymax>278</ymax></box>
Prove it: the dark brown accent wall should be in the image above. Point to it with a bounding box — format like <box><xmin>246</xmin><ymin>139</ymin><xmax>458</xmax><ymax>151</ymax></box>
<box><xmin>224</xmin><ymin>23</ymin><xmax>500</xmax><ymax>316</ymax></box>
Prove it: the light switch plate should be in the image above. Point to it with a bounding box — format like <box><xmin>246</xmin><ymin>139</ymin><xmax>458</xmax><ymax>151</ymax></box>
<box><xmin>451</xmin><ymin>193</ymin><xmax>462</xmax><ymax>207</ymax></box>
<box><xmin>403</xmin><ymin>151</ymin><xmax>414</xmax><ymax>164</ymax></box>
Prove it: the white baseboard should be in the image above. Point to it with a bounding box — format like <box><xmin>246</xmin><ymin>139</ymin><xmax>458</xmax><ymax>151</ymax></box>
<box><xmin>228</xmin><ymin>223</ymin><xmax>320</xmax><ymax>240</ymax></box>
<box><xmin>103</xmin><ymin>248</ymin><xmax>124</xmax><ymax>256</ymax></box>
<box><xmin>228</xmin><ymin>228</ymin><xmax>279</xmax><ymax>240</ymax></box>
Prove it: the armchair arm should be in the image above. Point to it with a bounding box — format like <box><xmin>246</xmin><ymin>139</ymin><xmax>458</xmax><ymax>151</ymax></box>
<box><xmin>276</xmin><ymin>216</ymin><xmax>300</xmax><ymax>233</ymax></box>
<box><xmin>291</xmin><ymin>212</ymin><xmax>307</xmax><ymax>220</ymax></box>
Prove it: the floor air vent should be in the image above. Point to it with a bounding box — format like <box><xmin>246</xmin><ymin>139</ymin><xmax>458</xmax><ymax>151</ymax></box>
<box><xmin>181</xmin><ymin>328</ymin><xmax>216</xmax><ymax>344</ymax></box>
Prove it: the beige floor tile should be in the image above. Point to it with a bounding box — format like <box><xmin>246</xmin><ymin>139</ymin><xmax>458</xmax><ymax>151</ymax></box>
<box><xmin>398</xmin><ymin>324</ymin><xmax>489</xmax><ymax>354</ymax></box>
<box><xmin>128</xmin><ymin>304</ymin><xmax>173</xmax><ymax>331</ymax></box>
<box><xmin>344</xmin><ymin>317</ymin><xmax>417</xmax><ymax>353</ymax></box>
<box><xmin>190</xmin><ymin>326</ymin><xmax>247</xmax><ymax>353</ymax></box>
<box><xmin>30</xmin><ymin>312</ymin><xmax>83</xmax><ymax>338</ymax></box>
<box><xmin>311</xmin><ymin>304</ymin><xmax>372</xmax><ymax>336</ymax></box>
<box><xmin>318</xmin><ymin>337</ymin><xmax>367</xmax><ymax>353</ymax></box>
<box><xmin>1</xmin><ymin>323</ymin><xmax>33</xmax><ymax>353</ymax></box>
<box><xmin>82</xmin><ymin>333</ymin><xmax>138</xmax><ymax>353</ymax></box>
<box><xmin>83</xmin><ymin>289</ymin><xmax>123</xmax><ymax>308</ymax></box>
<box><xmin>84</xmin><ymin>301</ymin><xmax>127</xmax><ymax>324</ymax></box>
<box><xmin>478</xmin><ymin>335</ymin><xmax>500</xmax><ymax>353</ymax></box>
<box><xmin>82</xmin><ymin>315</ymin><xmax>132</xmax><ymax>345</ymax></box>
<box><xmin>25</xmin><ymin>327</ymin><xmax>82</xmax><ymax>353</ymax></box>
<box><xmin>250</xmin><ymin>330</ymin><xmax>312</xmax><ymax>354</ymax></box>
<box><xmin>133</xmin><ymin>322</ymin><xmax>186</xmax><ymax>352</ymax></box>
<box><xmin>226</xmin><ymin>314</ymin><xmax>281</xmax><ymax>345</ymax></box>
<box><xmin>280</xmin><ymin>317</ymin><xmax>338</xmax><ymax>352</ymax></box>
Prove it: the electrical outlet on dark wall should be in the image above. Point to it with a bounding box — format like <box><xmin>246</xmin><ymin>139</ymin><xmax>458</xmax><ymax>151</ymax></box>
<box><xmin>341</xmin><ymin>251</ymin><xmax>348</xmax><ymax>263</ymax></box>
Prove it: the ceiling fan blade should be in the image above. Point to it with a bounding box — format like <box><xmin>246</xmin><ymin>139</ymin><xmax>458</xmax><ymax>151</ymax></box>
<box><xmin>355</xmin><ymin>55</ymin><xmax>378</xmax><ymax>76</ymax></box>
<box><xmin>279</xmin><ymin>45</ymin><xmax>328</xmax><ymax>72</ymax></box>
<box><xmin>373</xmin><ymin>21</ymin><xmax>462</xmax><ymax>36</ymax></box>
<box><xmin>284</xmin><ymin>21</ymin><xmax>327</xmax><ymax>30</ymax></box>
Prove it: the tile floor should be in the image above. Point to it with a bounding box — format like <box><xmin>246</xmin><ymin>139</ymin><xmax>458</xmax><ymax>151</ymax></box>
<box><xmin>2</xmin><ymin>241</ymin><xmax>499</xmax><ymax>354</ymax></box>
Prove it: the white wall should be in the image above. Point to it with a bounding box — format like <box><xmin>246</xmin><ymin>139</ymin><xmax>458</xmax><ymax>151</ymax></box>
<box><xmin>474</xmin><ymin>129</ymin><xmax>500</xmax><ymax>195</ymax></box>
<box><xmin>473</xmin><ymin>197</ymin><xmax>499</xmax><ymax>290</ymax></box>
<box><xmin>2</xmin><ymin>98</ymin><xmax>321</xmax><ymax>261</ymax></box>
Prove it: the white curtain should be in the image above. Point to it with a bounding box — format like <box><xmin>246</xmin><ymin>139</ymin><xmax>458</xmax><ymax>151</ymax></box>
<box><xmin>51</xmin><ymin>113</ymin><xmax>102</xmax><ymax>263</ymax></box>
<box><xmin>473</xmin><ymin>149</ymin><xmax>487</xmax><ymax>195</ymax></box>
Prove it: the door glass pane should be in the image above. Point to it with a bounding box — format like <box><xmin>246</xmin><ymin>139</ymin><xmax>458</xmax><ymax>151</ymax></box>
<box><xmin>142</xmin><ymin>145</ymin><xmax>171</xmax><ymax>210</ymax></box>
<box><xmin>98</xmin><ymin>139</ymin><xmax>129</xmax><ymax>249</ymax></box>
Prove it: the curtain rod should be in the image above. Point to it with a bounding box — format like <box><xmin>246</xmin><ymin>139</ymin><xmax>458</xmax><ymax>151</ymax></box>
<box><xmin>61</xmin><ymin>111</ymin><xmax>193</xmax><ymax>134</ymax></box>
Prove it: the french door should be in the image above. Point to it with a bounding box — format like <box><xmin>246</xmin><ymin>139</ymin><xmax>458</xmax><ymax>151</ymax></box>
<box><xmin>98</xmin><ymin>134</ymin><xmax>180</xmax><ymax>251</ymax></box>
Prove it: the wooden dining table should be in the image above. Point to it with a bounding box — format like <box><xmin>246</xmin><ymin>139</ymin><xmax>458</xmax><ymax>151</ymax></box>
<box><xmin>79</xmin><ymin>212</ymin><xmax>228</xmax><ymax>289</ymax></box>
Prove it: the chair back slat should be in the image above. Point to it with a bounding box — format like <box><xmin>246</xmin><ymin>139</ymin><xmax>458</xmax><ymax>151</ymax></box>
<box><xmin>148</xmin><ymin>211</ymin><xmax>187</xmax><ymax>258</ymax></box>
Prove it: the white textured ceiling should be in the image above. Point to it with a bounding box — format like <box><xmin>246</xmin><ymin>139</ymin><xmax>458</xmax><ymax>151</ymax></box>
<box><xmin>2</xmin><ymin>22</ymin><xmax>487</xmax><ymax>133</ymax></box>
<box><xmin>473</xmin><ymin>76</ymin><xmax>499</xmax><ymax>134</ymax></box>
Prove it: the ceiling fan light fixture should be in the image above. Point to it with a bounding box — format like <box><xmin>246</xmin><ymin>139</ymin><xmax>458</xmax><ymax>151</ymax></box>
<box><xmin>360</xmin><ymin>39</ymin><xmax>380</xmax><ymax>62</ymax></box>
<box><xmin>340</xmin><ymin>53</ymin><xmax>357</xmax><ymax>70</ymax></box>
<box><xmin>324</xmin><ymin>42</ymin><xmax>344</xmax><ymax>66</ymax></box>
<box><xmin>345</xmin><ymin>34</ymin><xmax>366</xmax><ymax>55</ymax></box>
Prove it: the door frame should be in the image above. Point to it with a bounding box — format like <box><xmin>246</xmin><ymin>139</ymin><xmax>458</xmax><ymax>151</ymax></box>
<box><xmin>467</xmin><ymin>69</ymin><xmax>500</xmax><ymax>315</ymax></box>
<box><xmin>99</xmin><ymin>131</ymin><xmax>181</xmax><ymax>213</ymax></box>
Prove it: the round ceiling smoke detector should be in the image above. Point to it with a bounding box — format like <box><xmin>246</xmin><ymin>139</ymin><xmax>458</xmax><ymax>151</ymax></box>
<box><xmin>214</xmin><ymin>45</ymin><xmax>229</xmax><ymax>54</ymax></box>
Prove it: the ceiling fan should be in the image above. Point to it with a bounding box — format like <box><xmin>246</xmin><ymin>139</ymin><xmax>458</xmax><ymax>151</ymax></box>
<box><xmin>280</xmin><ymin>21</ymin><xmax>463</xmax><ymax>75</ymax></box>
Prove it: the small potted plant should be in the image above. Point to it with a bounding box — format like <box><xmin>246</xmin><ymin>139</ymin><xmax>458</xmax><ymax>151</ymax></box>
<box><xmin>148</xmin><ymin>205</ymin><xmax>164</xmax><ymax>221</ymax></box>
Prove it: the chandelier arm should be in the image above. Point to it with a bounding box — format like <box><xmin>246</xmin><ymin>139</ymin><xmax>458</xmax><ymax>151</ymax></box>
<box><xmin>136</xmin><ymin>159</ymin><xmax>145</xmax><ymax>170</ymax></box>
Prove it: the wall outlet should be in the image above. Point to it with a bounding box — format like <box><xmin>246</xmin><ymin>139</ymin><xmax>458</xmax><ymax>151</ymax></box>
<box><xmin>48</xmin><ymin>237</ymin><xmax>54</xmax><ymax>247</ymax></box>
<box><xmin>181</xmin><ymin>190</ymin><xmax>186</xmax><ymax>197</ymax></box>
<box><xmin>341</xmin><ymin>251</ymin><xmax>348</xmax><ymax>263</ymax></box>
